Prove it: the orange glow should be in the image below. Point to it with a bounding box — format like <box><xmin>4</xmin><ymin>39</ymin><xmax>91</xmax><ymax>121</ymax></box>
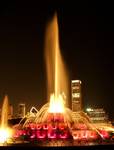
<box><xmin>48</xmin><ymin>94</ymin><xmax>65</xmax><ymax>113</ymax></box>
<box><xmin>0</xmin><ymin>128</ymin><xmax>12</xmax><ymax>143</ymax></box>
<box><xmin>45</xmin><ymin>13</ymin><xmax>69</xmax><ymax>105</ymax></box>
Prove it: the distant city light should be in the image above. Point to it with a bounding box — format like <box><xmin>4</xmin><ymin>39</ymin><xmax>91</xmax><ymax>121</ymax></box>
<box><xmin>86</xmin><ymin>108</ymin><xmax>93</xmax><ymax>112</ymax></box>
<box><xmin>72</xmin><ymin>80</ymin><xmax>82</xmax><ymax>84</ymax></box>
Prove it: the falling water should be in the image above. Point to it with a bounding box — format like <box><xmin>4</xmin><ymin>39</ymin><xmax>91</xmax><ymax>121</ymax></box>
<box><xmin>44</xmin><ymin>13</ymin><xmax>69</xmax><ymax>105</ymax></box>
<box><xmin>1</xmin><ymin>95</ymin><xmax>8</xmax><ymax>128</ymax></box>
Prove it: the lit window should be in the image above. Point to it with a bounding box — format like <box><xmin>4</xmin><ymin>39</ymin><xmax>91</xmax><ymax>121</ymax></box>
<box><xmin>72</xmin><ymin>93</ymin><xmax>80</xmax><ymax>98</ymax></box>
<box><xmin>72</xmin><ymin>86</ymin><xmax>79</xmax><ymax>90</ymax></box>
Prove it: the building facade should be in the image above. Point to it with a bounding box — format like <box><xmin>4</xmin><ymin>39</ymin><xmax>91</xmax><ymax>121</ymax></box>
<box><xmin>86</xmin><ymin>108</ymin><xmax>108</xmax><ymax>123</ymax></box>
<box><xmin>71</xmin><ymin>80</ymin><xmax>82</xmax><ymax>112</ymax></box>
<box><xmin>18</xmin><ymin>103</ymin><xmax>25</xmax><ymax>118</ymax></box>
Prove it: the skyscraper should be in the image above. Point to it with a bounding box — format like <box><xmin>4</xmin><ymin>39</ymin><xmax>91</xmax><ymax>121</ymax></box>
<box><xmin>71</xmin><ymin>80</ymin><xmax>82</xmax><ymax>112</ymax></box>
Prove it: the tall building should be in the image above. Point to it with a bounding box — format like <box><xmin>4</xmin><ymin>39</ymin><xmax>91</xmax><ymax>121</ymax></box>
<box><xmin>18</xmin><ymin>103</ymin><xmax>25</xmax><ymax>118</ymax></box>
<box><xmin>71</xmin><ymin>80</ymin><xmax>82</xmax><ymax>112</ymax></box>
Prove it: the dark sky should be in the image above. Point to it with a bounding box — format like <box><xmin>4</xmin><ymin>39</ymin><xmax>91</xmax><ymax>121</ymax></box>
<box><xmin>0</xmin><ymin>1</ymin><xmax>114</xmax><ymax>119</ymax></box>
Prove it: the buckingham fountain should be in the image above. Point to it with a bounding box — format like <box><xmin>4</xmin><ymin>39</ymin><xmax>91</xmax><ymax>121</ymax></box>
<box><xmin>0</xmin><ymin>14</ymin><xmax>114</xmax><ymax>146</ymax></box>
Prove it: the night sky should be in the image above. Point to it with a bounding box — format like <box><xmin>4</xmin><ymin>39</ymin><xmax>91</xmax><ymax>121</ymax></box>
<box><xmin>0</xmin><ymin>1</ymin><xmax>114</xmax><ymax>119</ymax></box>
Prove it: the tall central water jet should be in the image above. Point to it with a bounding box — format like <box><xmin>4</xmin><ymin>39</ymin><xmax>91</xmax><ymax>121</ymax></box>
<box><xmin>45</xmin><ymin>14</ymin><xmax>69</xmax><ymax>112</ymax></box>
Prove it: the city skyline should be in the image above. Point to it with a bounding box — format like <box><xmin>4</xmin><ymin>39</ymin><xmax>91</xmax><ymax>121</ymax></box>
<box><xmin>0</xmin><ymin>1</ymin><xmax>114</xmax><ymax>119</ymax></box>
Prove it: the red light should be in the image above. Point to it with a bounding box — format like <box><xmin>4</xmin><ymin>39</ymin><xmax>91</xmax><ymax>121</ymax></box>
<box><xmin>59</xmin><ymin>125</ymin><xmax>65</xmax><ymax>130</ymax></box>
<box><xmin>89</xmin><ymin>131</ymin><xmax>97</xmax><ymax>139</ymax></box>
<box><xmin>52</xmin><ymin>125</ymin><xmax>57</xmax><ymax>130</ymax></box>
<box><xmin>100</xmin><ymin>130</ymin><xmax>109</xmax><ymax>139</ymax></box>
<box><xmin>30</xmin><ymin>123</ymin><xmax>36</xmax><ymax>130</ymax></box>
<box><xmin>81</xmin><ymin>131</ymin><xmax>87</xmax><ymax>139</ymax></box>
<box><xmin>48</xmin><ymin>131</ymin><xmax>57</xmax><ymax>139</ymax></box>
<box><xmin>13</xmin><ymin>130</ymin><xmax>24</xmax><ymax>138</ymax></box>
<box><xmin>36</xmin><ymin>124</ymin><xmax>42</xmax><ymax>130</ymax></box>
<box><xmin>43</xmin><ymin>124</ymin><xmax>48</xmax><ymax>130</ymax></box>
<box><xmin>36</xmin><ymin>131</ymin><xmax>46</xmax><ymax>139</ymax></box>
<box><xmin>13</xmin><ymin>121</ymin><xmax>72</xmax><ymax>140</ymax></box>
<box><xmin>30</xmin><ymin>130</ymin><xmax>36</xmax><ymax>139</ymax></box>
<box><xmin>22</xmin><ymin>130</ymin><xmax>26</xmax><ymax>136</ymax></box>
<box><xmin>59</xmin><ymin>132</ymin><xmax>68</xmax><ymax>139</ymax></box>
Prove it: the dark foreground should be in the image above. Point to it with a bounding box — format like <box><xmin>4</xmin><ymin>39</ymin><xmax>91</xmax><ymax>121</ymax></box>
<box><xmin>0</xmin><ymin>140</ymin><xmax>114</xmax><ymax>150</ymax></box>
<box><xmin>0</xmin><ymin>145</ymin><xmax>114</xmax><ymax>150</ymax></box>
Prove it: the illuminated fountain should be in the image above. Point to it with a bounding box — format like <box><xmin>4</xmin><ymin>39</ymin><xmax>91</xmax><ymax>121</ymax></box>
<box><xmin>13</xmin><ymin>14</ymin><xmax>96</xmax><ymax>141</ymax></box>
<box><xmin>12</xmin><ymin>14</ymin><xmax>114</xmax><ymax>143</ymax></box>
<box><xmin>13</xmin><ymin>15</ymin><xmax>73</xmax><ymax>139</ymax></box>
<box><xmin>0</xmin><ymin>95</ymin><xmax>12</xmax><ymax>144</ymax></box>
<box><xmin>23</xmin><ymin>14</ymin><xmax>74</xmax><ymax>128</ymax></box>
